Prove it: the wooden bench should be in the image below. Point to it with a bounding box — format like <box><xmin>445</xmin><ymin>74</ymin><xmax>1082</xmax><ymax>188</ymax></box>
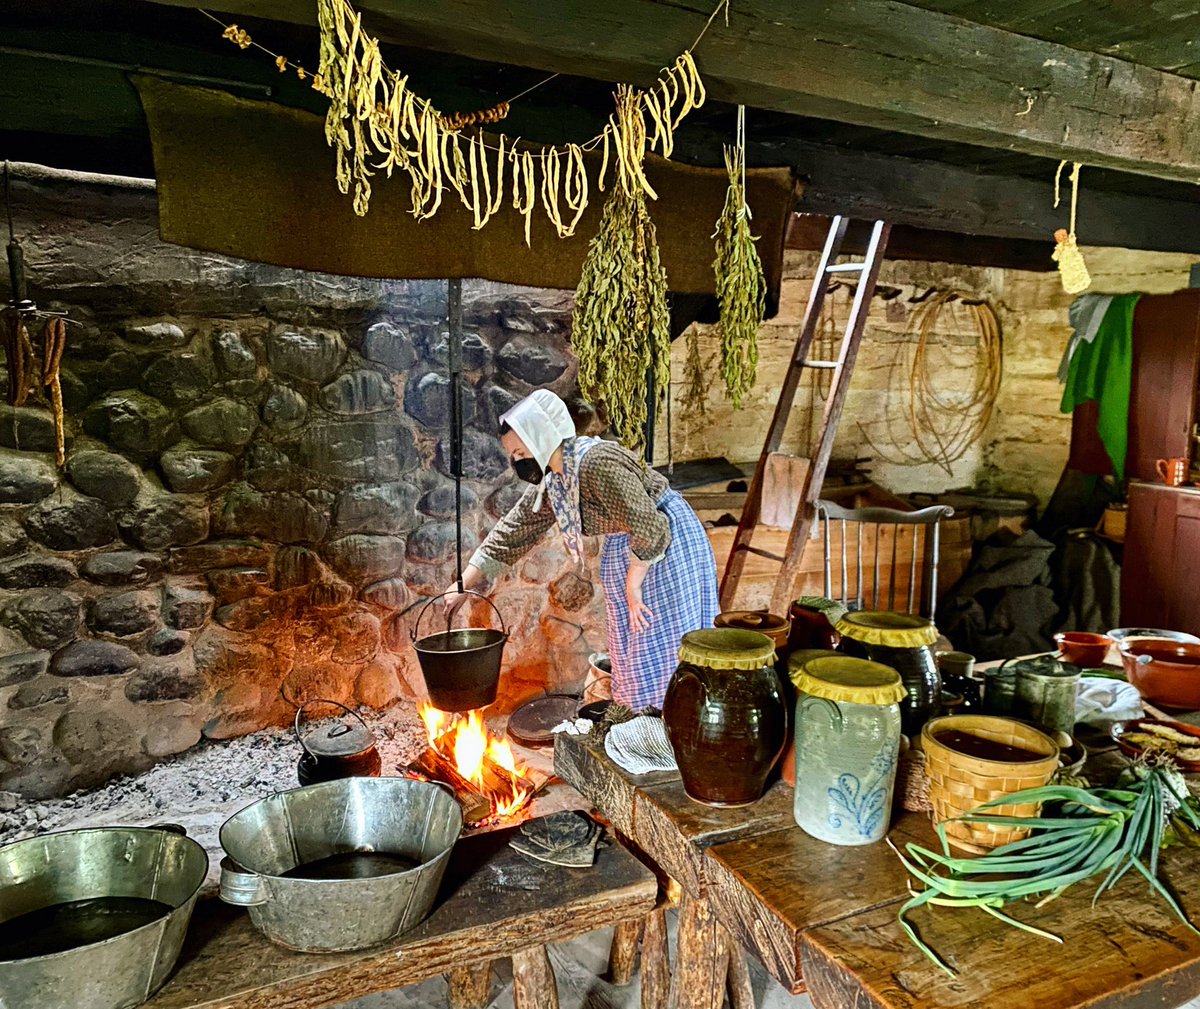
<box><xmin>145</xmin><ymin>819</ymin><xmax>658</xmax><ymax>1009</ymax></box>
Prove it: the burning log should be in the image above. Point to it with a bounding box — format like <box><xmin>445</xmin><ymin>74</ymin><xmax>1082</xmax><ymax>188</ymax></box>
<box><xmin>410</xmin><ymin>748</ymin><xmax>492</xmax><ymax>824</ymax></box>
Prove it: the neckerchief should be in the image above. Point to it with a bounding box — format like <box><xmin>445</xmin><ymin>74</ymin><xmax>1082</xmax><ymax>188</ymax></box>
<box><xmin>545</xmin><ymin>436</ymin><xmax>601</xmax><ymax>570</ymax></box>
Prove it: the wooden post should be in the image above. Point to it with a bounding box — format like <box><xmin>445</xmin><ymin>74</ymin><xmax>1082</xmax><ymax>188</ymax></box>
<box><xmin>608</xmin><ymin>918</ymin><xmax>643</xmax><ymax>986</ymax></box>
<box><xmin>668</xmin><ymin>893</ymin><xmax>727</xmax><ymax>1009</ymax></box>
<box><xmin>448</xmin><ymin>961</ymin><xmax>493</xmax><ymax>1009</ymax></box>
<box><xmin>512</xmin><ymin>946</ymin><xmax>559</xmax><ymax>1009</ymax></box>
<box><xmin>722</xmin><ymin>927</ymin><xmax>756</xmax><ymax>1009</ymax></box>
<box><xmin>641</xmin><ymin>908</ymin><xmax>671</xmax><ymax>1009</ymax></box>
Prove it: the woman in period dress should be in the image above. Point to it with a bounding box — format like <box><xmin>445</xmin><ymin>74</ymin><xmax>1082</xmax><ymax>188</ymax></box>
<box><xmin>446</xmin><ymin>389</ymin><xmax>719</xmax><ymax>711</ymax></box>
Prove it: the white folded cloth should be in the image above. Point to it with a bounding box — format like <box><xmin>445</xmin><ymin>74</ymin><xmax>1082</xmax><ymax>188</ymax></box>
<box><xmin>551</xmin><ymin>717</ymin><xmax>594</xmax><ymax>736</ymax></box>
<box><xmin>1075</xmin><ymin>676</ymin><xmax>1143</xmax><ymax>726</ymax></box>
<box><xmin>604</xmin><ymin>716</ymin><xmax>678</xmax><ymax>775</ymax></box>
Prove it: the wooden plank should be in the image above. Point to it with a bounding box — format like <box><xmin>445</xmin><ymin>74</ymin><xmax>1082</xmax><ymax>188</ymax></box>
<box><xmin>799</xmin><ymin>840</ymin><xmax>1200</xmax><ymax>1009</ymax></box>
<box><xmin>633</xmin><ymin>780</ymin><xmax>796</xmax><ymax>898</ymax></box>
<box><xmin>702</xmin><ymin>814</ymin><xmax>937</xmax><ymax>993</ymax></box>
<box><xmin>143</xmin><ymin>0</ymin><xmax>1200</xmax><ymax>183</ymax></box>
<box><xmin>553</xmin><ymin>732</ymin><xmax>679</xmax><ymax>838</ymax></box>
<box><xmin>146</xmin><ymin>823</ymin><xmax>657</xmax><ymax>1009</ymax></box>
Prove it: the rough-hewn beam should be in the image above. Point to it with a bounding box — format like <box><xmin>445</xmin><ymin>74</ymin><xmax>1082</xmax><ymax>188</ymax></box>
<box><xmin>143</xmin><ymin>0</ymin><xmax>1200</xmax><ymax>184</ymax></box>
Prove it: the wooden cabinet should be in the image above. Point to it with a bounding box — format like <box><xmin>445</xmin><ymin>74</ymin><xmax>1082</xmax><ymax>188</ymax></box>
<box><xmin>1122</xmin><ymin>482</ymin><xmax>1200</xmax><ymax>635</ymax></box>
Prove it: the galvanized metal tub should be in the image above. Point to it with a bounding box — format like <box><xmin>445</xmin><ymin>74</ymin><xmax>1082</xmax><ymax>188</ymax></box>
<box><xmin>0</xmin><ymin>824</ymin><xmax>208</xmax><ymax>1009</ymax></box>
<box><xmin>219</xmin><ymin>776</ymin><xmax>462</xmax><ymax>952</ymax></box>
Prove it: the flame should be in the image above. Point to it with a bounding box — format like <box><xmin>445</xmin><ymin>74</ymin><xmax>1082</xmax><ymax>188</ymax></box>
<box><xmin>419</xmin><ymin>703</ymin><xmax>533</xmax><ymax>819</ymax></box>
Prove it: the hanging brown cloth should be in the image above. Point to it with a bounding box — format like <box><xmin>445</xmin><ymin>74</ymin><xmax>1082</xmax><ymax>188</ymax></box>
<box><xmin>133</xmin><ymin>75</ymin><xmax>799</xmax><ymax>315</ymax></box>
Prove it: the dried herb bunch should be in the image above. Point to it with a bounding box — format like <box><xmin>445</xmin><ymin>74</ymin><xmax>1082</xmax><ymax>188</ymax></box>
<box><xmin>712</xmin><ymin>138</ymin><xmax>765</xmax><ymax>409</ymax></box>
<box><xmin>680</xmin><ymin>324</ymin><xmax>709</xmax><ymax>421</ymax></box>
<box><xmin>572</xmin><ymin>161</ymin><xmax>671</xmax><ymax>450</ymax></box>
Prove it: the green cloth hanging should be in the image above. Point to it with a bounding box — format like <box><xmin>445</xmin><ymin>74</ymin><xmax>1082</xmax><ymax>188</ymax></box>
<box><xmin>1060</xmin><ymin>293</ymin><xmax>1141</xmax><ymax>481</ymax></box>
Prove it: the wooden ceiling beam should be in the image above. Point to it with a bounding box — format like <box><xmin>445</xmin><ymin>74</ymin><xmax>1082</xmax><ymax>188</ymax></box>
<box><xmin>141</xmin><ymin>0</ymin><xmax>1200</xmax><ymax>185</ymax></box>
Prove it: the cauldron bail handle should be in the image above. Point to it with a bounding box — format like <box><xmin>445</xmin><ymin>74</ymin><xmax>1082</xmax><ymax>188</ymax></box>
<box><xmin>410</xmin><ymin>589</ymin><xmax>509</xmax><ymax>643</ymax></box>
<box><xmin>293</xmin><ymin>698</ymin><xmax>373</xmax><ymax>756</ymax></box>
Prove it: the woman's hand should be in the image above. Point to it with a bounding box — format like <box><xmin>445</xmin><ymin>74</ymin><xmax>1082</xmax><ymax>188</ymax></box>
<box><xmin>625</xmin><ymin>558</ymin><xmax>653</xmax><ymax>635</ymax></box>
<box><xmin>441</xmin><ymin>564</ymin><xmax>485</xmax><ymax>615</ymax></box>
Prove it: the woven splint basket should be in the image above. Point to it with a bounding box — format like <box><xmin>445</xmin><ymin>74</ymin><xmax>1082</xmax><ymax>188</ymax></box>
<box><xmin>921</xmin><ymin>715</ymin><xmax>1059</xmax><ymax>853</ymax></box>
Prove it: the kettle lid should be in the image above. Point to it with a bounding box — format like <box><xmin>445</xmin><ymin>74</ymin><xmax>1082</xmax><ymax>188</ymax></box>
<box><xmin>295</xmin><ymin>700</ymin><xmax>377</xmax><ymax>758</ymax></box>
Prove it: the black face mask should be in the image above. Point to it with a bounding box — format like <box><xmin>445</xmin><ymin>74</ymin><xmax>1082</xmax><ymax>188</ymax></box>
<box><xmin>512</xmin><ymin>457</ymin><xmax>544</xmax><ymax>484</ymax></box>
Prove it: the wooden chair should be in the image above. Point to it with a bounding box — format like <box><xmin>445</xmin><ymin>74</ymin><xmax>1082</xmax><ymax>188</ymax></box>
<box><xmin>816</xmin><ymin>500</ymin><xmax>955</xmax><ymax>620</ymax></box>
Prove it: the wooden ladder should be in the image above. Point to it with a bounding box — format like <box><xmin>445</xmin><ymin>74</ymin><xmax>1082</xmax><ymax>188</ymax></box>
<box><xmin>718</xmin><ymin>215</ymin><xmax>892</xmax><ymax>614</ymax></box>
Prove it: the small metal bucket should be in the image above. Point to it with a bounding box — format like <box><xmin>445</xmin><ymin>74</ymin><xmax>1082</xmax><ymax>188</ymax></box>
<box><xmin>0</xmin><ymin>824</ymin><xmax>208</xmax><ymax>1009</ymax></box>
<box><xmin>218</xmin><ymin>776</ymin><xmax>462</xmax><ymax>952</ymax></box>
<box><xmin>410</xmin><ymin>590</ymin><xmax>508</xmax><ymax>711</ymax></box>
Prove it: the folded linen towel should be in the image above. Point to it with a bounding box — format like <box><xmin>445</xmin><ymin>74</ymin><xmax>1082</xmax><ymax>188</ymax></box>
<box><xmin>604</xmin><ymin>715</ymin><xmax>678</xmax><ymax>775</ymax></box>
<box><xmin>1075</xmin><ymin>676</ymin><xmax>1143</xmax><ymax>726</ymax></box>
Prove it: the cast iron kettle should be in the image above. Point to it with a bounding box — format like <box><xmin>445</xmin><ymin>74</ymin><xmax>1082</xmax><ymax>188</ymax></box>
<box><xmin>295</xmin><ymin>699</ymin><xmax>382</xmax><ymax>785</ymax></box>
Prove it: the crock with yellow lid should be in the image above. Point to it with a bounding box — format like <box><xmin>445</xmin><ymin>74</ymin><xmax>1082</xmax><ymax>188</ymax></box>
<box><xmin>835</xmin><ymin>610</ymin><xmax>941</xmax><ymax>735</ymax></box>
<box><xmin>792</xmin><ymin>655</ymin><xmax>905</xmax><ymax>845</ymax></box>
<box><xmin>662</xmin><ymin>629</ymin><xmax>787</xmax><ymax>807</ymax></box>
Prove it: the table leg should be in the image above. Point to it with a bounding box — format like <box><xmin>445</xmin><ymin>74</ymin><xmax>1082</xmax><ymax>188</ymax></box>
<box><xmin>668</xmin><ymin>893</ymin><xmax>727</xmax><ymax>1009</ymax></box>
<box><xmin>448</xmin><ymin>960</ymin><xmax>493</xmax><ymax>1009</ymax></box>
<box><xmin>512</xmin><ymin>946</ymin><xmax>559</xmax><ymax>1009</ymax></box>
<box><xmin>722</xmin><ymin>928</ymin><xmax>756</xmax><ymax>1009</ymax></box>
<box><xmin>609</xmin><ymin>918</ymin><xmax>644</xmax><ymax>985</ymax></box>
<box><xmin>641</xmin><ymin>907</ymin><xmax>670</xmax><ymax>1009</ymax></box>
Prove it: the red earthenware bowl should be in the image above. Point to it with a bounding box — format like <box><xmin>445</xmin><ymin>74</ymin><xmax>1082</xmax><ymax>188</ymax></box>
<box><xmin>1053</xmin><ymin>631</ymin><xmax>1112</xmax><ymax>668</ymax></box>
<box><xmin>1119</xmin><ymin>638</ymin><xmax>1200</xmax><ymax>711</ymax></box>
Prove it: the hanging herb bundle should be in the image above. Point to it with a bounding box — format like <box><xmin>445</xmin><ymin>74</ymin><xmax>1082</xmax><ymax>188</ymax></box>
<box><xmin>572</xmin><ymin>92</ymin><xmax>671</xmax><ymax>450</ymax></box>
<box><xmin>680</xmin><ymin>324</ymin><xmax>709</xmax><ymax>421</ymax></box>
<box><xmin>712</xmin><ymin>108</ymin><xmax>765</xmax><ymax>409</ymax></box>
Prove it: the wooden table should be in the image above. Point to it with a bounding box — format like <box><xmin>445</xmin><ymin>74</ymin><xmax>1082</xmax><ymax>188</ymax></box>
<box><xmin>554</xmin><ymin>731</ymin><xmax>1200</xmax><ymax>1009</ymax></box>
<box><xmin>146</xmin><ymin>820</ymin><xmax>657</xmax><ymax>1009</ymax></box>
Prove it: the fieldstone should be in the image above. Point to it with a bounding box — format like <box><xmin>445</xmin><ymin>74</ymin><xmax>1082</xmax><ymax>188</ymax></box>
<box><xmin>163</xmin><ymin>583</ymin><xmax>214</xmax><ymax>630</ymax></box>
<box><xmin>25</xmin><ymin>489</ymin><xmax>118</xmax><ymax>550</ymax></box>
<box><xmin>201</xmin><ymin>682</ymin><xmax>271</xmax><ymax>740</ymax></box>
<box><xmin>124</xmin><ymin>321</ymin><xmax>187</xmax><ymax>348</ymax></box>
<box><xmin>148</xmin><ymin>627</ymin><xmax>189</xmax><ymax>656</ymax></box>
<box><xmin>207</xmin><ymin>567</ymin><xmax>270</xmax><ymax>603</ymax></box>
<box><xmin>549</xmin><ymin>571</ymin><xmax>594</xmax><ymax>611</ymax></box>
<box><xmin>437</xmin><ymin>428</ymin><xmax>509</xmax><ymax>481</ymax></box>
<box><xmin>0</xmin><ymin>791</ymin><xmax>17</xmax><ymax>811</ymax></box>
<box><xmin>0</xmin><ymin>553</ymin><xmax>76</xmax><ymax>588</ymax></box>
<box><xmin>88</xmin><ymin>590</ymin><xmax>159</xmax><ymax>637</ymax></box>
<box><xmin>75</xmin><ymin>350</ymin><xmax>143</xmax><ymax>395</ymax></box>
<box><xmin>243</xmin><ymin>443</ymin><xmax>300</xmax><ymax>492</ymax></box>
<box><xmin>82</xmin><ymin>551</ymin><xmax>164</xmax><ymax>586</ymax></box>
<box><xmin>125</xmin><ymin>665</ymin><xmax>204</xmax><ymax>702</ymax></box>
<box><xmin>160</xmin><ymin>442</ymin><xmax>237</xmax><ymax>492</ymax></box>
<box><xmin>0</xmin><ymin>517</ymin><xmax>25</xmax><ymax>557</ymax></box>
<box><xmin>0</xmin><ymin>726</ymin><xmax>44</xmax><ymax>765</ymax></box>
<box><xmin>356</xmin><ymin>659</ymin><xmax>404</xmax><ymax>708</ymax></box>
<box><xmin>274</xmin><ymin>546</ymin><xmax>328</xmax><ymax>589</ymax></box>
<box><xmin>319</xmin><ymin>370</ymin><xmax>396</xmax><ymax>415</ymax></box>
<box><xmin>214</xmin><ymin>596</ymin><xmax>282</xmax><ymax>631</ymax></box>
<box><xmin>404</xmin><ymin>372</ymin><xmax>477</xmax><ymax>430</ymax></box>
<box><xmin>54</xmin><ymin>710</ymin><xmax>134</xmax><ymax>767</ymax></box>
<box><xmin>481</xmin><ymin>383</ymin><xmax>519</xmax><ymax>428</ymax></box>
<box><xmin>169</xmin><ymin>539</ymin><xmax>272</xmax><ymax>572</ymax></box>
<box><xmin>307</xmin><ymin>576</ymin><xmax>354</xmax><ymax>608</ymax></box>
<box><xmin>333</xmin><ymin>482</ymin><xmax>420</xmax><ymax>536</ymax></box>
<box><xmin>2</xmin><ymin>590</ymin><xmax>81</xmax><ymax>649</ymax></box>
<box><xmin>361</xmin><ymin>577</ymin><xmax>409</xmax><ymax>611</ymax></box>
<box><xmin>540</xmin><ymin>614</ymin><xmax>583</xmax><ymax>647</ymax></box>
<box><xmin>0</xmin><ymin>452</ymin><xmax>58</xmax><ymax>503</ymax></box>
<box><xmin>487</xmin><ymin>482</ymin><xmax>525</xmax><ymax>519</ymax></box>
<box><xmin>307</xmin><ymin>488</ymin><xmax>336</xmax><ymax>508</ymax></box>
<box><xmin>261</xmin><ymin>383</ymin><xmax>308</xmax><ymax>430</ymax></box>
<box><xmin>83</xmin><ymin>390</ymin><xmax>177</xmax><ymax>464</ymax></box>
<box><xmin>142</xmin><ymin>715</ymin><xmax>203</xmax><ymax>758</ymax></box>
<box><xmin>497</xmin><ymin>334</ymin><xmax>570</xmax><ymax>385</ymax></box>
<box><xmin>293</xmin><ymin>419</ymin><xmax>417</xmax><ymax>481</ymax></box>
<box><xmin>218</xmin><ymin>483</ymin><xmax>327</xmax><ymax>544</ymax></box>
<box><xmin>362</xmin><ymin>320</ymin><xmax>419</xmax><ymax>371</ymax></box>
<box><xmin>0</xmin><ymin>406</ymin><xmax>62</xmax><ymax>454</ymax></box>
<box><xmin>213</xmin><ymin>330</ymin><xmax>258</xmax><ymax>376</ymax></box>
<box><xmin>51</xmin><ymin>640</ymin><xmax>139</xmax><ymax>677</ymax></box>
<box><xmin>219</xmin><ymin>377</ymin><xmax>263</xmax><ymax>399</ymax></box>
<box><xmin>324</xmin><ymin>534</ymin><xmax>407</xmax><ymax>587</ymax></box>
<box><xmin>118</xmin><ymin>489</ymin><xmax>209</xmax><ymax>550</ymax></box>
<box><xmin>430</xmin><ymin>331</ymin><xmax>490</xmax><ymax>371</ymax></box>
<box><xmin>59</xmin><ymin>368</ymin><xmax>90</xmax><ymax>413</ymax></box>
<box><xmin>8</xmin><ymin>682</ymin><xmax>69</xmax><ymax>709</ymax></box>
<box><xmin>65</xmin><ymin>449</ymin><xmax>142</xmax><ymax>504</ymax></box>
<box><xmin>0</xmin><ymin>651</ymin><xmax>49</xmax><ymax>686</ymax></box>
<box><xmin>406</xmin><ymin>521</ymin><xmax>478</xmax><ymax>564</ymax></box>
<box><xmin>417</xmin><ymin>482</ymin><xmax>480</xmax><ymax>519</ymax></box>
<box><xmin>143</xmin><ymin>353</ymin><xmax>215</xmax><ymax>405</ymax></box>
<box><xmin>329</xmin><ymin>610</ymin><xmax>381</xmax><ymax>663</ymax></box>
<box><xmin>520</xmin><ymin>546</ymin><xmax>567</xmax><ymax>583</ymax></box>
<box><xmin>267</xmin><ymin>328</ymin><xmax>346</xmax><ymax>383</ymax></box>
<box><xmin>181</xmin><ymin>398</ymin><xmax>258</xmax><ymax>449</ymax></box>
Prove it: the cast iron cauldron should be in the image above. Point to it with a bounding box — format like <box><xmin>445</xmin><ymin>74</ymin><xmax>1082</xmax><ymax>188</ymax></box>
<box><xmin>295</xmin><ymin>699</ymin><xmax>382</xmax><ymax>786</ymax></box>
<box><xmin>411</xmin><ymin>590</ymin><xmax>508</xmax><ymax>711</ymax></box>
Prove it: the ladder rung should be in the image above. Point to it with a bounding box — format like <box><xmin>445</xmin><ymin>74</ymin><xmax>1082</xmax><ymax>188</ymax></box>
<box><xmin>733</xmin><ymin>544</ymin><xmax>785</xmax><ymax>562</ymax></box>
<box><xmin>802</xmin><ymin>360</ymin><xmax>840</xmax><ymax>370</ymax></box>
<box><xmin>825</xmin><ymin>262</ymin><xmax>867</xmax><ymax>274</ymax></box>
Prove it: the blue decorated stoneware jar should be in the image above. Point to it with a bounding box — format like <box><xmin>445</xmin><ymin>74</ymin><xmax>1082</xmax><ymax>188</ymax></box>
<box><xmin>792</xmin><ymin>656</ymin><xmax>904</xmax><ymax>845</ymax></box>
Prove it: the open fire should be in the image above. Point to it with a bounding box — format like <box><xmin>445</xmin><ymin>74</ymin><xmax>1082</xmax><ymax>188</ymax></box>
<box><xmin>418</xmin><ymin>704</ymin><xmax>534</xmax><ymax>820</ymax></box>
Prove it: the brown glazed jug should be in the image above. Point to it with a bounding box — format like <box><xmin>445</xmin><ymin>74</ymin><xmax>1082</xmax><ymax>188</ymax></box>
<box><xmin>663</xmin><ymin>629</ymin><xmax>787</xmax><ymax>806</ymax></box>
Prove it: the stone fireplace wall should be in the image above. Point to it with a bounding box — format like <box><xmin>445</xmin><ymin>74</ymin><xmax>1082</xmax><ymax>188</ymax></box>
<box><xmin>0</xmin><ymin>168</ymin><xmax>607</xmax><ymax>799</ymax></box>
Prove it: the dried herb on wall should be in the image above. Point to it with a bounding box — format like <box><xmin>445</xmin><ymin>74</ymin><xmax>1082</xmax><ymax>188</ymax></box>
<box><xmin>712</xmin><ymin>131</ymin><xmax>765</xmax><ymax>409</ymax></box>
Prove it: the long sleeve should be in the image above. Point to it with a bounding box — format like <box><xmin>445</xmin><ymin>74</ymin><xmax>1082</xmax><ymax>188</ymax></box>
<box><xmin>468</xmin><ymin>483</ymin><xmax>557</xmax><ymax>578</ymax></box>
<box><xmin>580</xmin><ymin>446</ymin><xmax>671</xmax><ymax>563</ymax></box>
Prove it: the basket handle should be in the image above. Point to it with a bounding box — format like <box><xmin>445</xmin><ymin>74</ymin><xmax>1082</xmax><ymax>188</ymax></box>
<box><xmin>293</xmin><ymin>698</ymin><xmax>373</xmax><ymax>757</ymax></box>
<box><xmin>410</xmin><ymin>589</ymin><xmax>507</xmax><ymax>643</ymax></box>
